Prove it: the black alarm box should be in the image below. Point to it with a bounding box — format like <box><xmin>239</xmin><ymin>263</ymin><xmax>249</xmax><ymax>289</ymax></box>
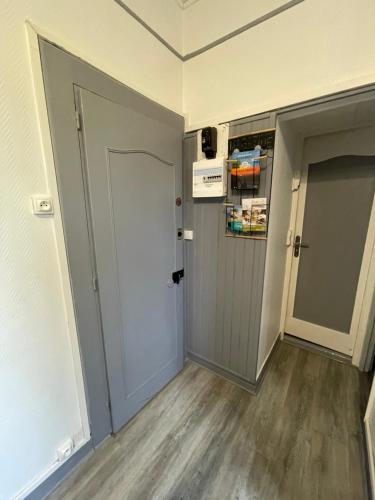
<box><xmin>201</xmin><ymin>127</ymin><xmax>217</xmax><ymax>159</ymax></box>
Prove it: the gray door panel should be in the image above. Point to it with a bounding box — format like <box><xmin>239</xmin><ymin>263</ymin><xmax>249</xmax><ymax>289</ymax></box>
<box><xmin>39</xmin><ymin>38</ymin><xmax>184</xmax><ymax>441</ymax></box>
<box><xmin>294</xmin><ymin>155</ymin><xmax>375</xmax><ymax>333</ymax></box>
<box><xmin>79</xmin><ymin>89</ymin><xmax>183</xmax><ymax>430</ymax></box>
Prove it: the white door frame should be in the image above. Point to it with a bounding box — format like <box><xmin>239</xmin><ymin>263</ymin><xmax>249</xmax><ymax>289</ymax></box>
<box><xmin>280</xmin><ymin>129</ymin><xmax>375</xmax><ymax>366</ymax></box>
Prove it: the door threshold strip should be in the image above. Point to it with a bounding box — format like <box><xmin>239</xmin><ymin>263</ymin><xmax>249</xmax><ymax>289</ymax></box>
<box><xmin>283</xmin><ymin>334</ymin><xmax>352</xmax><ymax>365</ymax></box>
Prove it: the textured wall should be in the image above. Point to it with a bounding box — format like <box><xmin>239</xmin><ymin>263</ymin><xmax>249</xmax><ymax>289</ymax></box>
<box><xmin>184</xmin><ymin>113</ymin><xmax>275</xmax><ymax>384</ymax></box>
<box><xmin>0</xmin><ymin>1</ymin><xmax>182</xmax><ymax>498</ymax></box>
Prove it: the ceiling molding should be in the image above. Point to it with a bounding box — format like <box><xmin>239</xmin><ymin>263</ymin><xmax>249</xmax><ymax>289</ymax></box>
<box><xmin>114</xmin><ymin>0</ymin><xmax>305</xmax><ymax>61</ymax></box>
<box><xmin>113</xmin><ymin>0</ymin><xmax>184</xmax><ymax>60</ymax></box>
<box><xmin>174</xmin><ymin>0</ymin><xmax>201</xmax><ymax>9</ymax></box>
<box><xmin>184</xmin><ymin>0</ymin><xmax>304</xmax><ymax>60</ymax></box>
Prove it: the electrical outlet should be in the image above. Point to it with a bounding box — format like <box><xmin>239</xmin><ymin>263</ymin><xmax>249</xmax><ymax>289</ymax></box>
<box><xmin>56</xmin><ymin>438</ymin><xmax>74</xmax><ymax>462</ymax></box>
<box><xmin>31</xmin><ymin>195</ymin><xmax>54</xmax><ymax>216</ymax></box>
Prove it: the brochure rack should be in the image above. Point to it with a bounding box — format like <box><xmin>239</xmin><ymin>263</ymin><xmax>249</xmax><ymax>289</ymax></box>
<box><xmin>225</xmin><ymin>128</ymin><xmax>275</xmax><ymax>240</ymax></box>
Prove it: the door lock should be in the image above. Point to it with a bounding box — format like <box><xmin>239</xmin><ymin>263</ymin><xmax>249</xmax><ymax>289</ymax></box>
<box><xmin>293</xmin><ymin>235</ymin><xmax>309</xmax><ymax>257</ymax></box>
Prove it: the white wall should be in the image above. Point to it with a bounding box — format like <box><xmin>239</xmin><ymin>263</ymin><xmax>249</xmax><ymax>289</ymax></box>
<box><xmin>4</xmin><ymin>0</ymin><xmax>375</xmax><ymax>497</ymax></box>
<box><xmin>257</xmin><ymin>121</ymin><xmax>299</xmax><ymax>376</ymax></box>
<box><xmin>183</xmin><ymin>0</ymin><xmax>375</xmax><ymax>130</ymax></box>
<box><xmin>183</xmin><ymin>0</ymin><xmax>287</xmax><ymax>54</ymax></box>
<box><xmin>121</xmin><ymin>0</ymin><xmax>289</xmax><ymax>57</ymax></box>
<box><xmin>0</xmin><ymin>1</ymin><xmax>182</xmax><ymax>498</ymax></box>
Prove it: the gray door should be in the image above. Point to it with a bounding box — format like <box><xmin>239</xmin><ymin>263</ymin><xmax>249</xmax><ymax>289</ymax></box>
<box><xmin>39</xmin><ymin>39</ymin><xmax>184</xmax><ymax>443</ymax></box>
<box><xmin>294</xmin><ymin>156</ymin><xmax>374</xmax><ymax>331</ymax></box>
<box><xmin>77</xmin><ymin>88</ymin><xmax>183</xmax><ymax>432</ymax></box>
<box><xmin>286</xmin><ymin>130</ymin><xmax>375</xmax><ymax>355</ymax></box>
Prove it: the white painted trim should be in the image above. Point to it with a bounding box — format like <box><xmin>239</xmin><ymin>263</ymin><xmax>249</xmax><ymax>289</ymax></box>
<box><xmin>25</xmin><ymin>22</ymin><xmax>90</xmax><ymax>440</ymax></box>
<box><xmin>278</xmin><ymin>136</ymin><xmax>303</xmax><ymax>340</ymax></box>
<box><xmin>352</xmin><ymin>195</ymin><xmax>375</xmax><ymax>365</ymax></box>
<box><xmin>280</xmin><ymin>127</ymin><xmax>375</xmax><ymax>363</ymax></box>
<box><xmin>285</xmin><ymin>317</ymin><xmax>354</xmax><ymax>355</ymax></box>
<box><xmin>278</xmin><ymin>186</ymin><xmax>298</xmax><ymax>340</ymax></box>
<box><xmin>285</xmin><ymin>154</ymin><xmax>309</xmax><ymax>331</ymax></box>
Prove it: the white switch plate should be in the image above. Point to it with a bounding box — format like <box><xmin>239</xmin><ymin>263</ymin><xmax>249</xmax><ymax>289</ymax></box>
<box><xmin>184</xmin><ymin>229</ymin><xmax>194</xmax><ymax>240</ymax></box>
<box><xmin>31</xmin><ymin>195</ymin><xmax>54</xmax><ymax>215</ymax></box>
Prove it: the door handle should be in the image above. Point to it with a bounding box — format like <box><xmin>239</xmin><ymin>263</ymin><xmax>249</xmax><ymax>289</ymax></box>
<box><xmin>293</xmin><ymin>235</ymin><xmax>309</xmax><ymax>257</ymax></box>
<box><xmin>172</xmin><ymin>269</ymin><xmax>184</xmax><ymax>285</ymax></box>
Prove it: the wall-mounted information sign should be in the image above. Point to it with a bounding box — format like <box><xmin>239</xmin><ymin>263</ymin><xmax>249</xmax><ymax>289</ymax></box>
<box><xmin>228</xmin><ymin>129</ymin><xmax>275</xmax><ymax>155</ymax></box>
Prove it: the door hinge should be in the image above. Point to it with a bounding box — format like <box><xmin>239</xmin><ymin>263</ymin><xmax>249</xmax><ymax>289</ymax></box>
<box><xmin>75</xmin><ymin>110</ymin><xmax>82</xmax><ymax>131</ymax></box>
<box><xmin>92</xmin><ymin>275</ymin><xmax>99</xmax><ymax>291</ymax></box>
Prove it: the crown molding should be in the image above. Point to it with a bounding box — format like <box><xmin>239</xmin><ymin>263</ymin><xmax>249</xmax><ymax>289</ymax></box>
<box><xmin>174</xmin><ymin>0</ymin><xmax>201</xmax><ymax>9</ymax></box>
<box><xmin>115</xmin><ymin>0</ymin><xmax>305</xmax><ymax>61</ymax></box>
<box><xmin>113</xmin><ymin>0</ymin><xmax>184</xmax><ymax>59</ymax></box>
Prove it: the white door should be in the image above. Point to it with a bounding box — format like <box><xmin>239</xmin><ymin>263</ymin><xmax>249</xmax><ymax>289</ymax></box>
<box><xmin>285</xmin><ymin>130</ymin><xmax>375</xmax><ymax>355</ymax></box>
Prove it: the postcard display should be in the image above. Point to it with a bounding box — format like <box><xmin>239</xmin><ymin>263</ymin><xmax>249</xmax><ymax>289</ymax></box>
<box><xmin>226</xmin><ymin>129</ymin><xmax>275</xmax><ymax>239</ymax></box>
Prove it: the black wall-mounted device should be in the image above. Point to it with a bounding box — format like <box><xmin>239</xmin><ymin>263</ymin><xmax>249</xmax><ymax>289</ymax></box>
<box><xmin>172</xmin><ymin>269</ymin><xmax>184</xmax><ymax>285</ymax></box>
<box><xmin>201</xmin><ymin>127</ymin><xmax>217</xmax><ymax>159</ymax></box>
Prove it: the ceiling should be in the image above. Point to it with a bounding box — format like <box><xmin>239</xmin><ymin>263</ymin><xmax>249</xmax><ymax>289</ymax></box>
<box><xmin>282</xmin><ymin>94</ymin><xmax>375</xmax><ymax>138</ymax></box>
<box><xmin>175</xmin><ymin>0</ymin><xmax>201</xmax><ymax>9</ymax></box>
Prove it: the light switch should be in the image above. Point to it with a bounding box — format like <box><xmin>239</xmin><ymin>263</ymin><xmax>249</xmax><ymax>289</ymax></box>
<box><xmin>184</xmin><ymin>230</ymin><xmax>194</xmax><ymax>240</ymax></box>
<box><xmin>31</xmin><ymin>195</ymin><xmax>54</xmax><ymax>216</ymax></box>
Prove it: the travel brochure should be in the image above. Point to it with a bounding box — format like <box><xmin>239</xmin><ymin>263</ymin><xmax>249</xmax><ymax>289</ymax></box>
<box><xmin>230</xmin><ymin>149</ymin><xmax>261</xmax><ymax>190</ymax></box>
<box><xmin>226</xmin><ymin>197</ymin><xmax>267</xmax><ymax>237</ymax></box>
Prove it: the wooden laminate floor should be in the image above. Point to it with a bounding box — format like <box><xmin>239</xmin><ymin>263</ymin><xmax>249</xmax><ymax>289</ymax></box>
<box><xmin>49</xmin><ymin>342</ymin><xmax>371</xmax><ymax>500</ymax></box>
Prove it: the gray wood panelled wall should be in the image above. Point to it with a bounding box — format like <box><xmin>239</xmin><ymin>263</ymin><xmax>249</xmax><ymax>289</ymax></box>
<box><xmin>184</xmin><ymin>112</ymin><xmax>276</xmax><ymax>387</ymax></box>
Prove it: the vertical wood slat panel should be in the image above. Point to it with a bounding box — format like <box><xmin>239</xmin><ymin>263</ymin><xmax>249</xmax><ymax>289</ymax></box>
<box><xmin>183</xmin><ymin>113</ymin><xmax>275</xmax><ymax>383</ymax></box>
